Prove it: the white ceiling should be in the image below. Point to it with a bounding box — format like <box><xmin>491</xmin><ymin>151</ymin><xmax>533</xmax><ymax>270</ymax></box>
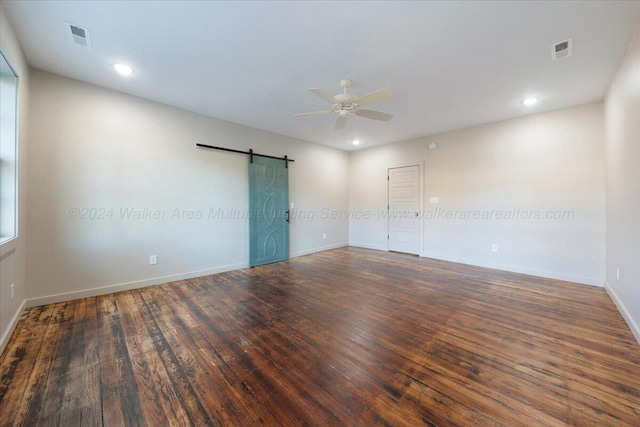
<box><xmin>4</xmin><ymin>1</ymin><xmax>640</xmax><ymax>150</ymax></box>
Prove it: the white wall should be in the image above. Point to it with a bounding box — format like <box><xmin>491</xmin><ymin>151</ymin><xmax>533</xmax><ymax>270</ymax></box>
<box><xmin>26</xmin><ymin>70</ymin><xmax>349</xmax><ymax>305</ymax></box>
<box><xmin>604</xmin><ymin>25</ymin><xmax>640</xmax><ymax>343</ymax></box>
<box><xmin>0</xmin><ymin>4</ymin><xmax>30</xmax><ymax>353</ymax></box>
<box><xmin>350</xmin><ymin>103</ymin><xmax>606</xmax><ymax>286</ymax></box>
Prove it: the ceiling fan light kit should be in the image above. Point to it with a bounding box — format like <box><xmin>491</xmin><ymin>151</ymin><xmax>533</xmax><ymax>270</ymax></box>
<box><xmin>294</xmin><ymin>79</ymin><xmax>395</xmax><ymax>130</ymax></box>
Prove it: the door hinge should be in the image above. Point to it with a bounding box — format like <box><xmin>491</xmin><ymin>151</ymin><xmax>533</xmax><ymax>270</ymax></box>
<box><xmin>387</xmin><ymin>235</ymin><xmax>390</xmax><ymax>239</ymax></box>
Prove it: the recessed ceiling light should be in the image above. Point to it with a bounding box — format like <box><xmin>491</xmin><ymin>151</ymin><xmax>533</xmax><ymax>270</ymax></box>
<box><xmin>114</xmin><ymin>63</ymin><xmax>134</xmax><ymax>76</ymax></box>
<box><xmin>522</xmin><ymin>97</ymin><xmax>539</xmax><ymax>106</ymax></box>
<box><xmin>352</xmin><ymin>140</ymin><xmax>360</xmax><ymax>146</ymax></box>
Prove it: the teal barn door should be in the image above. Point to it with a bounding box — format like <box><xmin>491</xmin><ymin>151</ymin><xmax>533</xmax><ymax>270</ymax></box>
<box><xmin>249</xmin><ymin>156</ymin><xmax>289</xmax><ymax>267</ymax></box>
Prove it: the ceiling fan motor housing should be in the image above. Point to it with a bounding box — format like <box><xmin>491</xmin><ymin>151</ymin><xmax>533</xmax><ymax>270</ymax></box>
<box><xmin>335</xmin><ymin>93</ymin><xmax>358</xmax><ymax>115</ymax></box>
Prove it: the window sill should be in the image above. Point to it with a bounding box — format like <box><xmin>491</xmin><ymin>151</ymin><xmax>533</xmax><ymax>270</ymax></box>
<box><xmin>0</xmin><ymin>236</ymin><xmax>18</xmax><ymax>259</ymax></box>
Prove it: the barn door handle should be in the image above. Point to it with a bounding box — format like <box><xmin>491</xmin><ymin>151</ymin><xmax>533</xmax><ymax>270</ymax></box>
<box><xmin>286</xmin><ymin>209</ymin><xmax>290</xmax><ymax>223</ymax></box>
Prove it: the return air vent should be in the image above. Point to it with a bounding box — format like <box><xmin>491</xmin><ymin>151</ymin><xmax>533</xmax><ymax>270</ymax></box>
<box><xmin>552</xmin><ymin>38</ymin><xmax>572</xmax><ymax>61</ymax></box>
<box><xmin>66</xmin><ymin>22</ymin><xmax>91</xmax><ymax>48</ymax></box>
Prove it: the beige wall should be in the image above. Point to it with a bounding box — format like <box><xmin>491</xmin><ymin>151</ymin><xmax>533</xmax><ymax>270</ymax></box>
<box><xmin>26</xmin><ymin>70</ymin><xmax>349</xmax><ymax>304</ymax></box>
<box><xmin>604</xmin><ymin>25</ymin><xmax>640</xmax><ymax>342</ymax></box>
<box><xmin>350</xmin><ymin>103</ymin><xmax>606</xmax><ymax>286</ymax></box>
<box><xmin>0</xmin><ymin>4</ymin><xmax>30</xmax><ymax>352</ymax></box>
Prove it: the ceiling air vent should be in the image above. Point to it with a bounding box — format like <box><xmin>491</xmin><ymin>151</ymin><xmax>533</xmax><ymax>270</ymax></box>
<box><xmin>66</xmin><ymin>22</ymin><xmax>91</xmax><ymax>48</ymax></box>
<box><xmin>552</xmin><ymin>38</ymin><xmax>572</xmax><ymax>61</ymax></box>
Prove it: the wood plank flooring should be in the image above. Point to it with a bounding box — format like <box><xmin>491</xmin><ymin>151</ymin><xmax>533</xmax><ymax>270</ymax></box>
<box><xmin>1</xmin><ymin>247</ymin><xmax>639</xmax><ymax>426</ymax></box>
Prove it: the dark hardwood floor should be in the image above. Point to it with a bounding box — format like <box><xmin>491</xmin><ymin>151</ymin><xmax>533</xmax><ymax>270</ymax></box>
<box><xmin>1</xmin><ymin>247</ymin><xmax>639</xmax><ymax>426</ymax></box>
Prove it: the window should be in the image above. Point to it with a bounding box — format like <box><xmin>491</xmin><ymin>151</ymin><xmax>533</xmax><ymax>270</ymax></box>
<box><xmin>0</xmin><ymin>50</ymin><xmax>18</xmax><ymax>244</ymax></box>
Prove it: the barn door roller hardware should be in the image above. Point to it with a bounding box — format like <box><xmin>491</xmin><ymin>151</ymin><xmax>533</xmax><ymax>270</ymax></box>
<box><xmin>196</xmin><ymin>143</ymin><xmax>294</xmax><ymax>168</ymax></box>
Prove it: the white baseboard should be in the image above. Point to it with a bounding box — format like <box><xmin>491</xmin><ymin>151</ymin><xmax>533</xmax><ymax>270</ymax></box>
<box><xmin>25</xmin><ymin>243</ymin><xmax>351</xmax><ymax>309</ymax></box>
<box><xmin>291</xmin><ymin>242</ymin><xmax>348</xmax><ymax>257</ymax></box>
<box><xmin>604</xmin><ymin>282</ymin><xmax>640</xmax><ymax>345</ymax></box>
<box><xmin>420</xmin><ymin>252</ymin><xmax>604</xmax><ymax>287</ymax></box>
<box><xmin>26</xmin><ymin>261</ymin><xmax>249</xmax><ymax>308</ymax></box>
<box><xmin>1</xmin><ymin>243</ymin><xmax>351</xmax><ymax>351</ymax></box>
<box><xmin>0</xmin><ymin>299</ymin><xmax>27</xmax><ymax>355</ymax></box>
<box><xmin>349</xmin><ymin>242</ymin><xmax>388</xmax><ymax>252</ymax></box>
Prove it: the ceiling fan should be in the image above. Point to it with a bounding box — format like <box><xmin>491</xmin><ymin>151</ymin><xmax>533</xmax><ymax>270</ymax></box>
<box><xmin>293</xmin><ymin>79</ymin><xmax>394</xmax><ymax>130</ymax></box>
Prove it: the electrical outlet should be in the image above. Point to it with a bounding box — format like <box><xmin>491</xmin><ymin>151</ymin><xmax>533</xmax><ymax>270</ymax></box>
<box><xmin>322</xmin><ymin>233</ymin><xmax>327</xmax><ymax>240</ymax></box>
<box><xmin>491</xmin><ymin>244</ymin><xmax>498</xmax><ymax>253</ymax></box>
<box><xmin>290</xmin><ymin>202</ymin><xmax>295</xmax><ymax>209</ymax></box>
<box><xmin>616</xmin><ymin>267</ymin><xmax>620</xmax><ymax>281</ymax></box>
<box><xmin>429</xmin><ymin>197</ymin><xmax>439</xmax><ymax>204</ymax></box>
<box><xmin>150</xmin><ymin>255</ymin><xmax>157</xmax><ymax>265</ymax></box>
<box><xmin>10</xmin><ymin>284</ymin><xmax>15</xmax><ymax>301</ymax></box>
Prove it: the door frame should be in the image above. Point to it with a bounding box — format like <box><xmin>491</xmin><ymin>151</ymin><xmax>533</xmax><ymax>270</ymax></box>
<box><xmin>387</xmin><ymin>162</ymin><xmax>424</xmax><ymax>256</ymax></box>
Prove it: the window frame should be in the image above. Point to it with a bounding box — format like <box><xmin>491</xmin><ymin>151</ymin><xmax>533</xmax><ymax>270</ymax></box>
<box><xmin>0</xmin><ymin>48</ymin><xmax>19</xmax><ymax>253</ymax></box>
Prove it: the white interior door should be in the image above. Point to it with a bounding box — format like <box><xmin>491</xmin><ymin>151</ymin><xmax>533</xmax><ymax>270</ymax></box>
<box><xmin>388</xmin><ymin>165</ymin><xmax>421</xmax><ymax>255</ymax></box>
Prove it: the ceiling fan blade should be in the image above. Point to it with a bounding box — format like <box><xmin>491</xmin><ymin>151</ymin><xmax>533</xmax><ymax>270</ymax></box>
<box><xmin>309</xmin><ymin>88</ymin><xmax>339</xmax><ymax>104</ymax></box>
<box><xmin>355</xmin><ymin>109</ymin><xmax>394</xmax><ymax>121</ymax></box>
<box><xmin>335</xmin><ymin>116</ymin><xmax>348</xmax><ymax>130</ymax></box>
<box><xmin>356</xmin><ymin>87</ymin><xmax>395</xmax><ymax>107</ymax></box>
<box><xmin>292</xmin><ymin>110</ymin><xmax>334</xmax><ymax>117</ymax></box>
